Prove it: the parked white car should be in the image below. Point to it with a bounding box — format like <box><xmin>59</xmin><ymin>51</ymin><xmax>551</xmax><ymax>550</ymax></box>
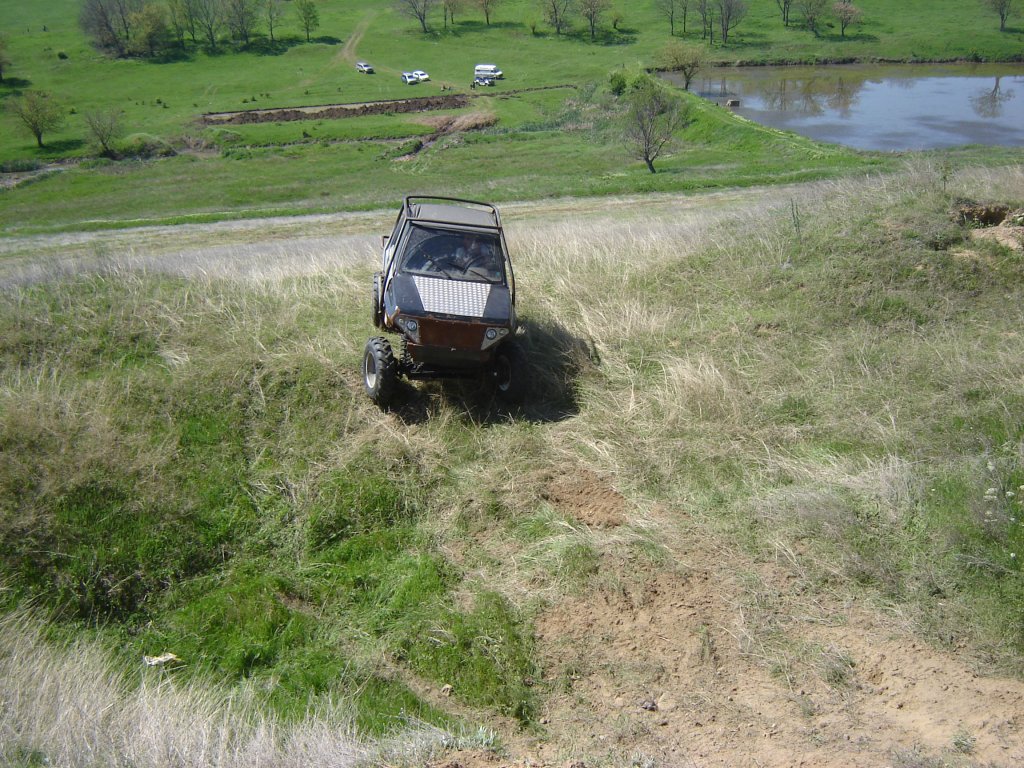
<box><xmin>401</xmin><ymin>72</ymin><xmax>419</xmax><ymax>84</ymax></box>
<box><xmin>412</xmin><ymin>70</ymin><xmax>430</xmax><ymax>81</ymax></box>
<box><xmin>356</xmin><ymin>61</ymin><xmax>374</xmax><ymax>73</ymax></box>
<box><xmin>474</xmin><ymin>64</ymin><xmax>502</xmax><ymax>80</ymax></box>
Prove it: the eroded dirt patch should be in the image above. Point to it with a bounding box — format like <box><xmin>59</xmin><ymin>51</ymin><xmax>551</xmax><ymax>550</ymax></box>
<box><xmin>540</xmin><ymin>467</ymin><xmax>626</xmax><ymax>528</ymax></box>
<box><xmin>523</xmin><ymin>528</ymin><xmax>1024</xmax><ymax>767</ymax></box>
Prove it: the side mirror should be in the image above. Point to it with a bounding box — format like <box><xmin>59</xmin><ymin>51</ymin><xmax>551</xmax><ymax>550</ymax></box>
<box><xmin>381</xmin><ymin>235</ymin><xmax>389</xmax><ymax>248</ymax></box>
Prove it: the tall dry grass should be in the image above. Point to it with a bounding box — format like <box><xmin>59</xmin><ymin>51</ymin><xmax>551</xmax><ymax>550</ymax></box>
<box><xmin>0</xmin><ymin>610</ymin><xmax>489</xmax><ymax>768</ymax></box>
<box><xmin>0</xmin><ymin>611</ymin><xmax>365</xmax><ymax>768</ymax></box>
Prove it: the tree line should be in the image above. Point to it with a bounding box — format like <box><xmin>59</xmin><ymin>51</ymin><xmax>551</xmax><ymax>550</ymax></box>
<box><xmin>653</xmin><ymin>0</ymin><xmax>1015</xmax><ymax>43</ymax></box>
<box><xmin>652</xmin><ymin>0</ymin><xmax>864</xmax><ymax>43</ymax></box>
<box><xmin>79</xmin><ymin>0</ymin><xmax>322</xmax><ymax>57</ymax></box>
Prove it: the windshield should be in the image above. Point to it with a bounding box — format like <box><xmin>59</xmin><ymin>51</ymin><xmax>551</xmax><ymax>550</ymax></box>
<box><xmin>399</xmin><ymin>225</ymin><xmax>505</xmax><ymax>284</ymax></box>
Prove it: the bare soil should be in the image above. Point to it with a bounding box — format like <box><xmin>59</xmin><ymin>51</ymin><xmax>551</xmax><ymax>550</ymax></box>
<box><xmin>202</xmin><ymin>94</ymin><xmax>471</xmax><ymax>125</ymax></box>
<box><xmin>427</xmin><ymin>461</ymin><xmax>1024</xmax><ymax>768</ymax></box>
<box><xmin>484</xmin><ymin>471</ymin><xmax>1024</xmax><ymax>768</ymax></box>
<box><xmin>200</xmin><ymin>86</ymin><xmax>571</xmax><ymax>126</ymax></box>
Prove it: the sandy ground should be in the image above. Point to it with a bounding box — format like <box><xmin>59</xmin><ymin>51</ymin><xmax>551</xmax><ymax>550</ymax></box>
<box><xmin>3</xmin><ymin>189</ymin><xmax>1023</xmax><ymax>767</ymax></box>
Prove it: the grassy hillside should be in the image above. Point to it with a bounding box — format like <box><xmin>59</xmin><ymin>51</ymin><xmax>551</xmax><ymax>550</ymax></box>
<box><xmin>0</xmin><ymin>88</ymin><xmax>897</xmax><ymax>234</ymax></box>
<box><xmin>2</xmin><ymin>162</ymin><xmax>1023</xmax><ymax>766</ymax></box>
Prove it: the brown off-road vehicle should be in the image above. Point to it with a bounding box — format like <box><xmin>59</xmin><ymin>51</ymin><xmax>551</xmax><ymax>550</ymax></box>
<box><xmin>362</xmin><ymin>195</ymin><xmax>525</xmax><ymax>406</ymax></box>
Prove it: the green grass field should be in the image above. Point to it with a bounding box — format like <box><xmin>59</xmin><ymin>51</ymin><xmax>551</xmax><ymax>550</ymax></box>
<box><xmin>2</xmin><ymin>0</ymin><xmax>1024</xmax><ymax>231</ymax></box>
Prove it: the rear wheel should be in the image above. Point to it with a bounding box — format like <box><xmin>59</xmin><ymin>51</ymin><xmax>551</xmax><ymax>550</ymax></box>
<box><xmin>489</xmin><ymin>339</ymin><xmax>527</xmax><ymax>403</ymax></box>
<box><xmin>363</xmin><ymin>336</ymin><xmax>398</xmax><ymax>406</ymax></box>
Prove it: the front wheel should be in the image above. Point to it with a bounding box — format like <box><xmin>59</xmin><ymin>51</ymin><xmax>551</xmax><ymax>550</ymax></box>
<box><xmin>362</xmin><ymin>336</ymin><xmax>398</xmax><ymax>406</ymax></box>
<box><xmin>488</xmin><ymin>339</ymin><xmax>528</xmax><ymax>403</ymax></box>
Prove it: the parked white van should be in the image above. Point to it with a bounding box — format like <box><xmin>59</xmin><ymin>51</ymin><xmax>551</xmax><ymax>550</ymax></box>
<box><xmin>474</xmin><ymin>64</ymin><xmax>503</xmax><ymax>80</ymax></box>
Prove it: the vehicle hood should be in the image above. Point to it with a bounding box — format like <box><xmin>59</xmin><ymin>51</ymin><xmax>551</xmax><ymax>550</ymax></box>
<box><xmin>388</xmin><ymin>274</ymin><xmax>513</xmax><ymax>323</ymax></box>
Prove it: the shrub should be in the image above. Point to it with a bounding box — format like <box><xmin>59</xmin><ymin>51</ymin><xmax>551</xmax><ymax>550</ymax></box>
<box><xmin>118</xmin><ymin>133</ymin><xmax>176</xmax><ymax>158</ymax></box>
<box><xmin>1</xmin><ymin>158</ymin><xmax>42</xmax><ymax>173</ymax></box>
<box><xmin>609</xmin><ymin>70</ymin><xmax>627</xmax><ymax>96</ymax></box>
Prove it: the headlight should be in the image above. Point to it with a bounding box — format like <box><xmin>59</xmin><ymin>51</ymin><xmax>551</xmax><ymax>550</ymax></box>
<box><xmin>481</xmin><ymin>327</ymin><xmax>509</xmax><ymax>350</ymax></box>
<box><xmin>396</xmin><ymin>317</ymin><xmax>421</xmax><ymax>342</ymax></box>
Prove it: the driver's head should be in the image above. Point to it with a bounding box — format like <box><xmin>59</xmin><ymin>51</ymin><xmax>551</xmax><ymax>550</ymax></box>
<box><xmin>454</xmin><ymin>234</ymin><xmax>475</xmax><ymax>265</ymax></box>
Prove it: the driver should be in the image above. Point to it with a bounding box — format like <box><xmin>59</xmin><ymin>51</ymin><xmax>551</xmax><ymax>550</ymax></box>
<box><xmin>453</xmin><ymin>232</ymin><xmax>484</xmax><ymax>270</ymax></box>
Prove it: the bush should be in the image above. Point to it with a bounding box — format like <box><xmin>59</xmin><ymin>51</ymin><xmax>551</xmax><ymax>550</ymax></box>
<box><xmin>206</xmin><ymin>127</ymin><xmax>243</xmax><ymax>146</ymax></box>
<box><xmin>118</xmin><ymin>133</ymin><xmax>176</xmax><ymax>158</ymax></box>
<box><xmin>609</xmin><ymin>70</ymin><xmax>627</xmax><ymax>96</ymax></box>
<box><xmin>1</xmin><ymin>158</ymin><xmax>42</xmax><ymax>173</ymax></box>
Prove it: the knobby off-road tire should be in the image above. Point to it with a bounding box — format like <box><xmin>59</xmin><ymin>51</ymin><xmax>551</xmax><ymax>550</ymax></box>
<box><xmin>363</xmin><ymin>336</ymin><xmax>398</xmax><ymax>406</ymax></box>
<box><xmin>489</xmin><ymin>338</ymin><xmax>528</xmax><ymax>403</ymax></box>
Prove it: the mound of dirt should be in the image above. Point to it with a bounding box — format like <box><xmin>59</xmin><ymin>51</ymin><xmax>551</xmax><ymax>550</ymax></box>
<box><xmin>203</xmin><ymin>94</ymin><xmax>470</xmax><ymax>125</ymax></box>
<box><xmin>970</xmin><ymin>219</ymin><xmax>1024</xmax><ymax>252</ymax></box>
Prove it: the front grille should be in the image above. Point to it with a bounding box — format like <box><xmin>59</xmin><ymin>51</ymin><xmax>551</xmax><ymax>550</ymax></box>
<box><xmin>419</xmin><ymin>317</ymin><xmax>486</xmax><ymax>348</ymax></box>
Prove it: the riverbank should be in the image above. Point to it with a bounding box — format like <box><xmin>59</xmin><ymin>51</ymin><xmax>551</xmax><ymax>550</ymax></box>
<box><xmin>708</xmin><ymin>53</ymin><xmax>1024</xmax><ymax>68</ymax></box>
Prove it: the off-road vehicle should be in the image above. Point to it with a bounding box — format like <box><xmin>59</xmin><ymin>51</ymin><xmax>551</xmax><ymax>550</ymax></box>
<box><xmin>362</xmin><ymin>195</ymin><xmax>525</xmax><ymax>406</ymax></box>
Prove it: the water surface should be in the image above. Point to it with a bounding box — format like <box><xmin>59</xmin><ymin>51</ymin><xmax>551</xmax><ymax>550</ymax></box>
<box><xmin>667</xmin><ymin>64</ymin><xmax>1024</xmax><ymax>151</ymax></box>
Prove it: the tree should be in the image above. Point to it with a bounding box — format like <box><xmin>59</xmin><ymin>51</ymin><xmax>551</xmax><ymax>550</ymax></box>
<box><xmin>9</xmin><ymin>91</ymin><xmax>66</xmax><ymax>148</ymax></box>
<box><xmin>697</xmin><ymin>0</ymin><xmax>713</xmax><ymax>40</ymax></box>
<box><xmin>128</xmin><ymin>3</ymin><xmax>169</xmax><ymax>55</ymax></box>
<box><xmin>660</xmin><ymin>40</ymin><xmax>704</xmax><ymax>90</ymax></box>
<box><xmin>477</xmin><ymin>0</ymin><xmax>501</xmax><ymax>25</ymax></box>
<box><xmin>80</xmin><ymin>0</ymin><xmax>144</xmax><ymax>55</ymax></box>
<box><xmin>982</xmin><ymin>0</ymin><xmax>1014</xmax><ymax>31</ymax></box>
<box><xmin>0</xmin><ymin>36</ymin><xmax>12</xmax><ymax>82</ymax></box>
<box><xmin>655</xmin><ymin>0</ymin><xmax>689</xmax><ymax>36</ymax></box>
<box><xmin>540</xmin><ymin>0</ymin><xmax>574</xmax><ymax>35</ymax></box>
<box><xmin>263</xmin><ymin>0</ymin><xmax>285</xmax><ymax>41</ymax></box>
<box><xmin>294</xmin><ymin>0</ymin><xmax>320</xmax><ymax>40</ymax></box>
<box><xmin>167</xmin><ymin>0</ymin><xmax>199</xmax><ymax>44</ymax></box>
<box><xmin>443</xmin><ymin>0</ymin><xmax>463</xmax><ymax>28</ymax></box>
<box><xmin>579</xmin><ymin>0</ymin><xmax>610</xmax><ymax>39</ymax></box>
<box><xmin>83</xmin><ymin>107</ymin><xmax>126</xmax><ymax>156</ymax></box>
<box><xmin>622</xmin><ymin>78</ymin><xmax>690</xmax><ymax>173</ymax></box>
<box><xmin>193</xmin><ymin>0</ymin><xmax>224</xmax><ymax>48</ymax></box>
<box><xmin>832</xmin><ymin>1</ymin><xmax>861</xmax><ymax>36</ymax></box>
<box><xmin>395</xmin><ymin>0</ymin><xmax>435</xmax><ymax>32</ymax></box>
<box><xmin>224</xmin><ymin>0</ymin><xmax>259</xmax><ymax>44</ymax></box>
<box><xmin>715</xmin><ymin>0</ymin><xmax>747</xmax><ymax>43</ymax></box>
<box><xmin>775</xmin><ymin>0</ymin><xmax>793</xmax><ymax>26</ymax></box>
<box><xmin>796</xmin><ymin>0</ymin><xmax>828</xmax><ymax>35</ymax></box>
